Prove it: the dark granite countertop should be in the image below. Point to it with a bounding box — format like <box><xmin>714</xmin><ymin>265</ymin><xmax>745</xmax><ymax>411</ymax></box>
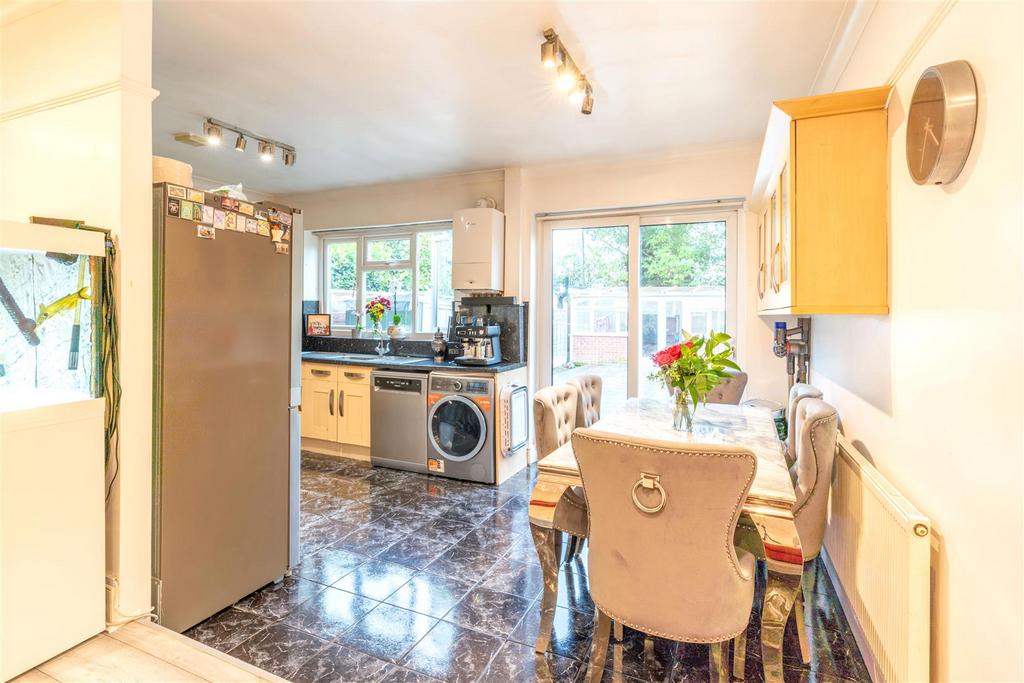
<box><xmin>301</xmin><ymin>351</ymin><xmax>526</xmax><ymax>374</ymax></box>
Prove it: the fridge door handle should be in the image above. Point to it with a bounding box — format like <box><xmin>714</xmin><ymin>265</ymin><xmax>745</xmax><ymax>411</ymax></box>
<box><xmin>339</xmin><ymin>390</ymin><xmax>345</xmax><ymax>417</ymax></box>
<box><xmin>328</xmin><ymin>389</ymin><xmax>334</xmax><ymax>416</ymax></box>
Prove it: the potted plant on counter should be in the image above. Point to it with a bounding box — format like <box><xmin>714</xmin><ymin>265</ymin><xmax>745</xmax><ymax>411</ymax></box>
<box><xmin>388</xmin><ymin>313</ymin><xmax>406</xmax><ymax>340</ymax></box>
<box><xmin>648</xmin><ymin>331</ymin><xmax>741</xmax><ymax>431</ymax></box>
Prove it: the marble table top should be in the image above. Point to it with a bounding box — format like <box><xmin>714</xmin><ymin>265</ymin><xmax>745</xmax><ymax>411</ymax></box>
<box><xmin>539</xmin><ymin>397</ymin><xmax>796</xmax><ymax>507</ymax></box>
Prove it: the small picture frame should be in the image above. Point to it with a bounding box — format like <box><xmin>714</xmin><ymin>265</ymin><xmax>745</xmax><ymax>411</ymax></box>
<box><xmin>305</xmin><ymin>313</ymin><xmax>331</xmax><ymax>337</ymax></box>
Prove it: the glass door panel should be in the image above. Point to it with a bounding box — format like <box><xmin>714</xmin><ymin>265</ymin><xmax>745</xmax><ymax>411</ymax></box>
<box><xmin>638</xmin><ymin>220</ymin><xmax>728</xmax><ymax>399</ymax></box>
<box><xmin>550</xmin><ymin>225</ymin><xmax>629</xmax><ymax>416</ymax></box>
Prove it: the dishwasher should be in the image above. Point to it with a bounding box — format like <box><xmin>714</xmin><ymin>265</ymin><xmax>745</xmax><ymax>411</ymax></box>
<box><xmin>370</xmin><ymin>369</ymin><xmax>428</xmax><ymax>473</ymax></box>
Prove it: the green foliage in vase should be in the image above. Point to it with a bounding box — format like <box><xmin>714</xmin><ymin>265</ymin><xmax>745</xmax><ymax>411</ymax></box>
<box><xmin>648</xmin><ymin>331</ymin><xmax>740</xmax><ymax>409</ymax></box>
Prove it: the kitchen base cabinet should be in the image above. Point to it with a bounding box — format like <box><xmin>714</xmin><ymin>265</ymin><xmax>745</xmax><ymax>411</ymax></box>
<box><xmin>337</xmin><ymin>380</ymin><xmax>370</xmax><ymax>448</ymax></box>
<box><xmin>300</xmin><ymin>363</ymin><xmax>371</xmax><ymax>455</ymax></box>
<box><xmin>300</xmin><ymin>378</ymin><xmax>337</xmax><ymax>442</ymax></box>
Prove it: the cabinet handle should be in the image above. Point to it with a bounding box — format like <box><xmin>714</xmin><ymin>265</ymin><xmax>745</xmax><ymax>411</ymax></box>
<box><xmin>343</xmin><ymin>372</ymin><xmax>365</xmax><ymax>380</ymax></box>
<box><xmin>339</xmin><ymin>390</ymin><xmax>345</xmax><ymax>417</ymax></box>
<box><xmin>328</xmin><ymin>389</ymin><xmax>334</xmax><ymax>416</ymax></box>
<box><xmin>757</xmin><ymin>262</ymin><xmax>766</xmax><ymax>300</ymax></box>
<box><xmin>311</xmin><ymin>369</ymin><xmax>331</xmax><ymax>377</ymax></box>
<box><xmin>770</xmin><ymin>243</ymin><xmax>783</xmax><ymax>293</ymax></box>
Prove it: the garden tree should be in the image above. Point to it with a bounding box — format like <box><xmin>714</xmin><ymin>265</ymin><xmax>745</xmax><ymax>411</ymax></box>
<box><xmin>329</xmin><ymin>243</ymin><xmax>355</xmax><ymax>290</ymax></box>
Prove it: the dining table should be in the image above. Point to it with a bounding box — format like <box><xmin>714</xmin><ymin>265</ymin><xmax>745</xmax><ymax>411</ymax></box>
<box><xmin>527</xmin><ymin>397</ymin><xmax>803</xmax><ymax>683</ymax></box>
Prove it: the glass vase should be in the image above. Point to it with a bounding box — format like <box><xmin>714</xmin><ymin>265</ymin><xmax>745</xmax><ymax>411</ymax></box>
<box><xmin>673</xmin><ymin>389</ymin><xmax>695</xmax><ymax>432</ymax></box>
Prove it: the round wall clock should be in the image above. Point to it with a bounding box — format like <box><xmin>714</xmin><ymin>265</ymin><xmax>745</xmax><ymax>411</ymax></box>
<box><xmin>906</xmin><ymin>60</ymin><xmax>978</xmax><ymax>185</ymax></box>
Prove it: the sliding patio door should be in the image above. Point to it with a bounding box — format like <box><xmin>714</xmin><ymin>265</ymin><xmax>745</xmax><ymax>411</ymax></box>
<box><xmin>540</xmin><ymin>211</ymin><xmax>736</xmax><ymax>415</ymax></box>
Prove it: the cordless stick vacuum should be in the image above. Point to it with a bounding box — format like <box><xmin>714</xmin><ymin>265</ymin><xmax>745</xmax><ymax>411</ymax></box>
<box><xmin>773</xmin><ymin>318</ymin><xmax>811</xmax><ymax>389</ymax></box>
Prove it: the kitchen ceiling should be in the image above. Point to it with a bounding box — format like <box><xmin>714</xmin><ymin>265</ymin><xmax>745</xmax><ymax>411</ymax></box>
<box><xmin>152</xmin><ymin>1</ymin><xmax>846</xmax><ymax>194</ymax></box>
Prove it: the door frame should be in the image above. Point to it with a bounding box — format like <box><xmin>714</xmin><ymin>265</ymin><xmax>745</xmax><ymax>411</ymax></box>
<box><xmin>536</xmin><ymin>209</ymin><xmax>738</xmax><ymax>398</ymax></box>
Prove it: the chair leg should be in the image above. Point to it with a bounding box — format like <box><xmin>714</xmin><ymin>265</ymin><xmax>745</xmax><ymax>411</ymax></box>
<box><xmin>588</xmin><ymin>609</ymin><xmax>612</xmax><ymax>683</ymax></box>
<box><xmin>708</xmin><ymin>641</ymin><xmax>729</xmax><ymax>683</ymax></box>
<box><xmin>794</xmin><ymin>588</ymin><xmax>811</xmax><ymax>664</ymax></box>
<box><xmin>732</xmin><ymin>629</ymin><xmax>747</xmax><ymax>680</ymax></box>
<box><xmin>613</xmin><ymin>620</ymin><xmax>623</xmax><ymax>642</ymax></box>
<box><xmin>575</xmin><ymin>536</ymin><xmax>586</xmax><ymax>558</ymax></box>
<box><xmin>565</xmin><ymin>535</ymin><xmax>578</xmax><ymax>564</ymax></box>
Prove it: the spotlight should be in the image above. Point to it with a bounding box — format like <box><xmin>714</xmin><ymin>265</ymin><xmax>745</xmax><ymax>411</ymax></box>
<box><xmin>282</xmin><ymin>149</ymin><xmax>296</xmax><ymax>166</ymax></box>
<box><xmin>581</xmin><ymin>83</ymin><xmax>594</xmax><ymax>115</ymax></box>
<box><xmin>541</xmin><ymin>30</ymin><xmax>560</xmax><ymax>69</ymax></box>
<box><xmin>203</xmin><ymin>120</ymin><xmax>223</xmax><ymax>146</ymax></box>
<box><xmin>556</xmin><ymin>61</ymin><xmax>576</xmax><ymax>91</ymax></box>
<box><xmin>234</xmin><ymin>134</ymin><xmax>247</xmax><ymax>152</ymax></box>
<box><xmin>258</xmin><ymin>141</ymin><xmax>275</xmax><ymax>163</ymax></box>
<box><xmin>569</xmin><ymin>76</ymin><xmax>587</xmax><ymax>106</ymax></box>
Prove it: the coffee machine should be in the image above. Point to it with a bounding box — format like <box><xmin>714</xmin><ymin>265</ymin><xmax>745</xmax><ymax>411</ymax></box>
<box><xmin>453</xmin><ymin>323</ymin><xmax>502</xmax><ymax>366</ymax></box>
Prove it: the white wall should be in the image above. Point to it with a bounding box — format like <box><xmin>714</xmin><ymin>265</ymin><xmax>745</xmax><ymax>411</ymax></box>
<box><xmin>1</xmin><ymin>0</ymin><xmax>156</xmax><ymax>625</ymax></box>
<box><xmin>802</xmin><ymin>1</ymin><xmax>1022</xmax><ymax>679</ymax></box>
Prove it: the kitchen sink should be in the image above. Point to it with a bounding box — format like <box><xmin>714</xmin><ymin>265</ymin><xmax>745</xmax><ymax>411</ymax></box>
<box><xmin>303</xmin><ymin>352</ymin><xmax>426</xmax><ymax>366</ymax></box>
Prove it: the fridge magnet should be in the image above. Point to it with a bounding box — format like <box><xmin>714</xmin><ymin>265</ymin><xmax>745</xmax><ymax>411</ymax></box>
<box><xmin>221</xmin><ymin>196</ymin><xmax>239</xmax><ymax>211</ymax></box>
<box><xmin>278</xmin><ymin>211</ymin><xmax>292</xmax><ymax>226</ymax></box>
<box><xmin>227</xmin><ymin>212</ymin><xmax>240</xmax><ymax>231</ymax></box>
<box><xmin>168</xmin><ymin>185</ymin><xmax>187</xmax><ymax>200</ymax></box>
<box><xmin>270</xmin><ymin>225</ymin><xmax>283</xmax><ymax>242</ymax></box>
<box><xmin>202</xmin><ymin>205</ymin><xmax>215</xmax><ymax>224</ymax></box>
<box><xmin>180</xmin><ymin>200</ymin><xmax>194</xmax><ymax>221</ymax></box>
<box><xmin>281</xmin><ymin>224</ymin><xmax>292</xmax><ymax>242</ymax></box>
<box><xmin>255</xmin><ymin>209</ymin><xmax>268</xmax><ymax>220</ymax></box>
<box><xmin>187</xmin><ymin>189</ymin><xmax>205</xmax><ymax>203</ymax></box>
<box><xmin>196</xmin><ymin>224</ymin><xmax>216</xmax><ymax>239</ymax></box>
<box><xmin>275</xmin><ymin>242</ymin><xmax>290</xmax><ymax>255</ymax></box>
<box><xmin>305</xmin><ymin>313</ymin><xmax>330</xmax><ymax>336</ymax></box>
<box><xmin>257</xmin><ymin>219</ymin><xmax>271</xmax><ymax>236</ymax></box>
<box><xmin>239</xmin><ymin>202</ymin><xmax>254</xmax><ymax>217</ymax></box>
<box><xmin>213</xmin><ymin>209</ymin><xmax>226</xmax><ymax>230</ymax></box>
<box><xmin>167</xmin><ymin>198</ymin><xmax>181</xmax><ymax>217</ymax></box>
<box><xmin>245</xmin><ymin>218</ymin><xmax>259</xmax><ymax>234</ymax></box>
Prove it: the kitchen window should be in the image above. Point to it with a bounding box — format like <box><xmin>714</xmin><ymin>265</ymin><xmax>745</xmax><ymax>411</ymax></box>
<box><xmin>321</xmin><ymin>222</ymin><xmax>453</xmax><ymax>338</ymax></box>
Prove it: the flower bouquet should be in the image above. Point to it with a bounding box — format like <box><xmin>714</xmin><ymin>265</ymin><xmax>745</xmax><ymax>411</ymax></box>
<box><xmin>648</xmin><ymin>331</ymin><xmax>741</xmax><ymax>431</ymax></box>
<box><xmin>365</xmin><ymin>296</ymin><xmax>391</xmax><ymax>336</ymax></box>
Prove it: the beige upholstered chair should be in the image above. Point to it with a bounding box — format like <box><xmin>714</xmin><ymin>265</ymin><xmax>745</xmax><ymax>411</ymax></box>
<box><xmin>567</xmin><ymin>374</ymin><xmax>603</xmax><ymax>427</ymax></box>
<box><xmin>532</xmin><ymin>385</ymin><xmax>588</xmax><ymax>548</ymax></box>
<box><xmin>573</xmin><ymin>428</ymin><xmax>757</xmax><ymax>682</ymax></box>
<box><xmin>785</xmin><ymin>383</ymin><xmax>823</xmax><ymax>466</ymax></box>
<box><xmin>705</xmin><ymin>369</ymin><xmax>748</xmax><ymax>405</ymax></box>
<box><xmin>791</xmin><ymin>397</ymin><xmax>839</xmax><ymax>561</ymax></box>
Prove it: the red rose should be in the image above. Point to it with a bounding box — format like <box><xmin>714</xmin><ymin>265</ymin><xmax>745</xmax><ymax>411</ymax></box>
<box><xmin>652</xmin><ymin>344</ymin><xmax>682</xmax><ymax>367</ymax></box>
<box><xmin>684</xmin><ymin>339</ymin><xmax>694</xmax><ymax>349</ymax></box>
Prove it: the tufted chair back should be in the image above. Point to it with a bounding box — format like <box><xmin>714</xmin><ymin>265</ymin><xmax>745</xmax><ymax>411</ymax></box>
<box><xmin>573</xmin><ymin>428</ymin><xmax>757</xmax><ymax>642</ymax></box>
<box><xmin>705</xmin><ymin>369</ymin><xmax>748</xmax><ymax>405</ymax></box>
<box><xmin>533</xmin><ymin>384</ymin><xmax>579</xmax><ymax>459</ymax></box>
<box><xmin>787</xmin><ymin>383</ymin><xmax>823</xmax><ymax>458</ymax></box>
<box><xmin>791</xmin><ymin>398</ymin><xmax>839</xmax><ymax>559</ymax></box>
<box><xmin>567</xmin><ymin>374</ymin><xmax>603</xmax><ymax>427</ymax></box>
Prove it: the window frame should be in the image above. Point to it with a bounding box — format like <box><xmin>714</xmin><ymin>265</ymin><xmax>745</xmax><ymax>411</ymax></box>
<box><xmin>319</xmin><ymin>221</ymin><xmax>453</xmax><ymax>340</ymax></box>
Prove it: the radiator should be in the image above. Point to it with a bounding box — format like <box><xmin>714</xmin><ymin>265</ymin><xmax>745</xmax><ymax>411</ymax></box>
<box><xmin>822</xmin><ymin>433</ymin><xmax>932</xmax><ymax>683</ymax></box>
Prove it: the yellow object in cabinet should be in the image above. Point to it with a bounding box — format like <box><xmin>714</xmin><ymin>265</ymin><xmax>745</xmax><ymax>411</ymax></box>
<box><xmin>753</xmin><ymin>85</ymin><xmax>892</xmax><ymax>315</ymax></box>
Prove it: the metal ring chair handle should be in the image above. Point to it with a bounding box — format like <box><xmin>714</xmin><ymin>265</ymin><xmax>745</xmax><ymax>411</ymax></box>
<box><xmin>631</xmin><ymin>473</ymin><xmax>667</xmax><ymax>514</ymax></box>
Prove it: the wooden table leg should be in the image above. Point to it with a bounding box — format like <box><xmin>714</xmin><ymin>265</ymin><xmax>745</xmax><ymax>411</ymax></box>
<box><xmin>746</xmin><ymin>507</ymin><xmax>804</xmax><ymax>683</ymax></box>
<box><xmin>531</xmin><ymin>522</ymin><xmax>563</xmax><ymax>654</ymax></box>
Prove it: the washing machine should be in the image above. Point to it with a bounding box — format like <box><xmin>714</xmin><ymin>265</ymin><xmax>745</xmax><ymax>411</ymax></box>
<box><xmin>426</xmin><ymin>372</ymin><xmax>496</xmax><ymax>484</ymax></box>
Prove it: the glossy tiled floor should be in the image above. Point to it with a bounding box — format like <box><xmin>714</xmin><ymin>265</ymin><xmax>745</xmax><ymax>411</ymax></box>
<box><xmin>185</xmin><ymin>453</ymin><xmax>870</xmax><ymax>682</ymax></box>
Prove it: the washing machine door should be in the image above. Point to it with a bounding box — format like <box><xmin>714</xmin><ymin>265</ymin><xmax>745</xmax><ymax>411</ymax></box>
<box><xmin>429</xmin><ymin>395</ymin><xmax>486</xmax><ymax>462</ymax></box>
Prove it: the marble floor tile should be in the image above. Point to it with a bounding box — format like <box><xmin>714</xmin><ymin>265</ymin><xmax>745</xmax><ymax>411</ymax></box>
<box><xmin>480</xmin><ymin>556</ymin><xmax>545</xmax><ymax>600</ymax></box>
<box><xmin>412</xmin><ymin>517</ymin><xmax>477</xmax><ymax>545</ymax></box>
<box><xmin>557</xmin><ymin>564</ymin><xmax>596</xmax><ymax>614</ymax></box>
<box><xmin>295</xmin><ymin>544</ymin><xmax>367</xmax><ymax>586</ymax></box>
<box><xmin>502</xmin><ymin>533</ymin><xmax>543</xmax><ymax>566</ymax></box>
<box><xmin>440</xmin><ymin>500</ymin><xmax>499</xmax><ymax>525</ymax></box>
<box><xmin>291</xmin><ymin>643</ymin><xmax>391</xmax><ymax>683</ymax></box>
<box><xmin>384</xmin><ymin>571</ymin><xmax>475</xmax><ymax>618</ymax></box>
<box><xmin>444</xmin><ymin>585</ymin><xmax>532</xmax><ymax>637</ymax></box>
<box><xmin>301</xmin><ymin>514</ymin><xmax>367</xmax><ymax>555</ymax></box>
<box><xmin>479</xmin><ymin>640</ymin><xmax>581</xmax><ymax>683</ymax></box>
<box><xmin>378</xmin><ymin>664</ymin><xmax>444</xmax><ymax>682</ymax></box>
<box><xmin>228</xmin><ymin>622</ymin><xmax>330</xmax><ymax>679</ymax></box>
<box><xmin>426</xmin><ymin>544</ymin><xmax>503</xmax><ymax>577</ymax></box>
<box><xmin>333</xmin><ymin>558</ymin><xmax>419</xmax><ymax>601</ymax></box>
<box><xmin>374</xmin><ymin>508</ymin><xmax>434</xmax><ymax>535</ymax></box>
<box><xmin>339</xmin><ymin>603</ymin><xmax>438</xmax><ymax>663</ymax></box>
<box><xmin>510</xmin><ymin>600</ymin><xmax>594</xmax><ymax>662</ymax></box>
<box><xmin>338</xmin><ymin>523</ymin><xmax>409</xmax><ymax>557</ymax></box>
<box><xmin>281</xmin><ymin>585</ymin><xmax>379</xmax><ymax>640</ymax></box>
<box><xmin>401</xmin><ymin>620</ymin><xmax>503</xmax><ymax>683</ymax></box>
<box><xmin>184</xmin><ymin>606</ymin><xmax>273</xmax><ymax>652</ymax></box>
<box><xmin>233</xmin><ymin>576</ymin><xmax>324</xmax><ymax>620</ymax></box>
<box><xmin>455</xmin><ymin>524</ymin><xmax>523</xmax><ymax>553</ymax></box>
<box><xmin>378</xmin><ymin>536</ymin><xmax>454</xmax><ymax>571</ymax></box>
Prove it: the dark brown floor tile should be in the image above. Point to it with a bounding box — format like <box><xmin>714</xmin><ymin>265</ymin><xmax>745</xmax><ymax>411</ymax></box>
<box><xmin>339</xmin><ymin>603</ymin><xmax>438</xmax><ymax>663</ymax></box>
<box><xmin>333</xmin><ymin>558</ymin><xmax>418</xmax><ymax>601</ymax></box>
<box><xmin>295</xmin><ymin>544</ymin><xmax>366</xmax><ymax>586</ymax></box>
<box><xmin>480</xmin><ymin>640</ymin><xmax>581</xmax><ymax>683</ymax></box>
<box><xmin>378</xmin><ymin>664</ymin><xmax>444</xmax><ymax>682</ymax></box>
<box><xmin>378</xmin><ymin>536</ymin><xmax>454</xmax><ymax>570</ymax></box>
<box><xmin>384</xmin><ymin>571</ymin><xmax>475</xmax><ymax>618</ymax></box>
<box><xmin>425</xmin><ymin>544</ymin><xmax>502</xmax><ymax>577</ymax></box>
<box><xmin>412</xmin><ymin>517</ymin><xmax>476</xmax><ymax>545</ymax></box>
<box><xmin>233</xmin><ymin>576</ymin><xmax>324</xmax><ymax>620</ymax></box>
<box><xmin>184</xmin><ymin>606</ymin><xmax>272</xmax><ymax>652</ymax></box>
<box><xmin>444</xmin><ymin>585</ymin><xmax>532</xmax><ymax>637</ymax></box>
<box><xmin>281</xmin><ymin>585</ymin><xmax>379</xmax><ymax>640</ymax></box>
<box><xmin>480</xmin><ymin>556</ymin><xmax>545</xmax><ymax>600</ymax></box>
<box><xmin>338</xmin><ymin>523</ymin><xmax>409</xmax><ymax>557</ymax></box>
<box><xmin>510</xmin><ymin>600</ymin><xmax>594</xmax><ymax>661</ymax></box>
<box><xmin>228</xmin><ymin>622</ymin><xmax>329</xmax><ymax>679</ymax></box>
<box><xmin>292</xmin><ymin>642</ymin><xmax>391</xmax><ymax>683</ymax></box>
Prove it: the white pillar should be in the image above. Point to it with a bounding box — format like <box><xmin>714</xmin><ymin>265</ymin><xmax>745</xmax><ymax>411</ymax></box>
<box><xmin>1</xmin><ymin>0</ymin><xmax>157</xmax><ymax>624</ymax></box>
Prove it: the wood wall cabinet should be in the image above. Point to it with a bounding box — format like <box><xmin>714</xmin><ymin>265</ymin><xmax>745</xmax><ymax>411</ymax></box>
<box><xmin>753</xmin><ymin>85</ymin><xmax>892</xmax><ymax>315</ymax></box>
<box><xmin>300</xmin><ymin>363</ymin><xmax>371</xmax><ymax>448</ymax></box>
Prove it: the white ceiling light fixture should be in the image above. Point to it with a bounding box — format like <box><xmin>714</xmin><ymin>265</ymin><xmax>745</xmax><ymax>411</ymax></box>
<box><xmin>203</xmin><ymin>119</ymin><xmax>223</xmax><ymax>145</ymax></box>
<box><xmin>540</xmin><ymin>28</ymin><xmax>593</xmax><ymax>115</ymax></box>
<box><xmin>234</xmin><ymin>133</ymin><xmax>247</xmax><ymax>152</ymax></box>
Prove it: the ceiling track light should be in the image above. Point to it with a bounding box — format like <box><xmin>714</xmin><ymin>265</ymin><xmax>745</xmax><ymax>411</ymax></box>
<box><xmin>188</xmin><ymin>118</ymin><xmax>297</xmax><ymax>167</ymax></box>
<box><xmin>540</xmin><ymin>28</ymin><xmax>594</xmax><ymax>115</ymax></box>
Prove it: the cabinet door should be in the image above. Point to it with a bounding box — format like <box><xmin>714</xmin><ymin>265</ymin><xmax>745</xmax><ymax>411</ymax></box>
<box><xmin>337</xmin><ymin>381</ymin><xmax>371</xmax><ymax>447</ymax></box>
<box><xmin>300</xmin><ymin>378</ymin><xmax>337</xmax><ymax>441</ymax></box>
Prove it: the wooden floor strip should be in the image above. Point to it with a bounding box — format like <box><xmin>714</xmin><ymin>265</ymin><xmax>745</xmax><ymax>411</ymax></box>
<box><xmin>9</xmin><ymin>670</ymin><xmax>60</xmax><ymax>683</ymax></box>
<box><xmin>37</xmin><ymin>633</ymin><xmax>206</xmax><ymax>682</ymax></box>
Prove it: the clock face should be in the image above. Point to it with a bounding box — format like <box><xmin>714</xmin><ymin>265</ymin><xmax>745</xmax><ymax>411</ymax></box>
<box><xmin>905</xmin><ymin>61</ymin><xmax>978</xmax><ymax>186</ymax></box>
<box><xmin>907</xmin><ymin>72</ymin><xmax>945</xmax><ymax>183</ymax></box>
